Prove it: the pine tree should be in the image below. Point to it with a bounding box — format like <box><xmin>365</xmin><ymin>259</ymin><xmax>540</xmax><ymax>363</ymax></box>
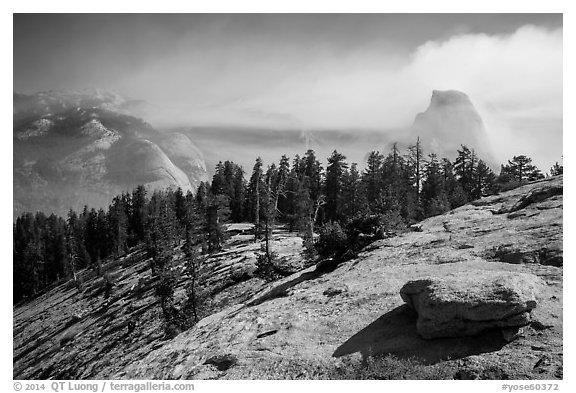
<box><xmin>550</xmin><ymin>161</ymin><xmax>563</xmax><ymax>176</ymax></box>
<box><xmin>255</xmin><ymin>168</ymin><xmax>280</xmax><ymax>281</ymax></box>
<box><xmin>129</xmin><ymin>185</ymin><xmax>148</xmax><ymax>246</ymax></box>
<box><xmin>342</xmin><ymin>163</ymin><xmax>364</xmax><ymax>218</ymax></box>
<box><xmin>284</xmin><ymin>168</ymin><xmax>312</xmax><ymax>232</ymax></box>
<box><xmin>84</xmin><ymin>208</ymin><xmax>100</xmax><ymax>270</ymax></box>
<box><xmin>421</xmin><ymin>153</ymin><xmax>450</xmax><ymax>217</ymax></box>
<box><xmin>182</xmin><ymin>225</ymin><xmax>204</xmax><ymax>324</ymax></box>
<box><xmin>194</xmin><ymin>182</ymin><xmax>210</xmax><ymax>253</ymax></box>
<box><xmin>97</xmin><ymin>208</ymin><xmax>110</xmax><ymax>255</ymax></box>
<box><xmin>67</xmin><ymin>209</ymin><xmax>90</xmax><ymax>268</ymax></box>
<box><xmin>324</xmin><ymin>150</ymin><xmax>349</xmax><ymax>222</ymax></box>
<box><xmin>44</xmin><ymin>214</ymin><xmax>68</xmax><ymax>284</ymax></box>
<box><xmin>107</xmin><ymin>196</ymin><xmax>128</xmax><ymax>258</ymax></box>
<box><xmin>363</xmin><ymin>151</ymin><xmax>384</xmax><ymax>206</ymax></box>
<box><xmin>145</xmin><ymin>190</ymin><xmax>185</xmax><ymax>336</ymax></box>
<box><xmin>146</xmin><ymin>190</ymin><xmax>178</xmax><ymax>275</ymax></box>
<box><xmin>407</xmin><ymin>137</ymin><xmax>424</xmax><ymax>201</ymax></box>
<box><xmin>276</xmin><ymin>155</ymin><xmax>291</xmax><ymax>221</ymax></box>
<box><xmin>265</xmin><ymin>160</ymin><xmax>289</xmax><ymax>227</ymax></box>
<box><xmin>205</xmin><ymin>194</ymin><xmax>230</xmax><ymax>253</ymax></box>
<box><xmin>211</xmin><ymin>161</ymin><xmax>226</xmax><ymax>195</ymax></box>
<box><xmin>292</xmin><ymin>154</ymin><xmax>304</xmax><ymax>178</ymax></box>
<box><xmin>231</xmin><ymin>165</ymin><xmax>246</xmax><ymax>222</ymax></box>
<box><xmin>454</xmin><ymin>145</ymin><xmax>477</xmax><ymax>200</ymax></box>
<box><xmin>211</xmin><ymin>161</ymin><xmax>245</xmax><ymax>222</ymax></box>
<box><xmin>173</xmin><ymin>187</ymin><xmax>187</xmax><ymax>229</ymax></box>
<box><xmin>441</xmin><ymin>158</ymin><xmax>467</xmax><ymax>208</ymax></box>
<box><xmin>195</xmin><ymin>182</ymin><xmax>210</xmax><ymax>211</ymax></box>
<box><xmin>254</xmin><ymin>161</ymin><xmax>291</xmax><ymax>280</ymax></box>
<box><xmin>378</xmin><ymin>143</ymin><xmax>415</xmax><ymax>223</ymax></box>
<box><xmin>64</xmin><ymin>211</ymin><xmax>79</xmax><ymax>284</ymax></box>
<box><xmin>501</xmin><ymin>155</ymin><xmax>544</xmax><ymax>182</ymax></box>
<box><xmin>17</xmin><ymin>214</ymin><xmax>44</xmax><ymax>296</ymax></box>
<box><xmin>303</xmin><ymin>150</ymin><xmax>323</xmax><ymax>202</ymax></box>
<box><xmin>247</xmin><ymin>157</ymin><xmax>264</xmax><ymax>240</ymax></box>
<box><xmin>471</xmin><ymin>160</ymin><xmax>496</xmax><ymax>199</ymax></box>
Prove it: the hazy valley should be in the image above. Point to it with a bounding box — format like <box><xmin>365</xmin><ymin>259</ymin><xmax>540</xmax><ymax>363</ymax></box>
<box><xmin>14</xmin><ymin>88</ymin><xmax>500</xmax><ymax>218</ymax></box>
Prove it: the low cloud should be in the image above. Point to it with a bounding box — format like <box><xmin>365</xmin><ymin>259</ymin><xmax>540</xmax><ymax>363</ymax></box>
<box><xmin>402</xmin><ymin>25</ymin><xmax>562</xmax><ymax>169</ymax></box>
<box><xmin>119</xmin><ymin>24</ymin><xmax>561</xmax><ymax>169</ymax></box>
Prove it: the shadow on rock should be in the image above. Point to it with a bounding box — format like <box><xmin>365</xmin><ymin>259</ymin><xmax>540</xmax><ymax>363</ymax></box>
<box><xmin>332</xmin><ymin>305</ymin><xmax>509</xmax><ymax>365</ymax></box>
<box><xmin>246</xmin><ymin>271</ymin><xmax>319</xmax><ymax>307</ymax></box>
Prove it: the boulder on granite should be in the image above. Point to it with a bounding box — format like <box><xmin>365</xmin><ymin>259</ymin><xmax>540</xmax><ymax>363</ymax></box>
<box><xmin>400</xmin><ymin>271</ymin><xmax>542</xmax><ymax>339</ymax></box>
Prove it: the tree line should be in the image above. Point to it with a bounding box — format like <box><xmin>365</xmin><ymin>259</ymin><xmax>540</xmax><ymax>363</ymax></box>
<box><xmin>14</xmin><ymin>139</ymin><xmax>559</xmax><ymax>305</ymax></box>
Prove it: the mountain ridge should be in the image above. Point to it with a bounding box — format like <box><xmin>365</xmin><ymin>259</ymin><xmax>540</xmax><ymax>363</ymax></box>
<box><xmin>13</xmin><ymin>91</ymin><xmax>208</xmax><ymax>217</ymax></box>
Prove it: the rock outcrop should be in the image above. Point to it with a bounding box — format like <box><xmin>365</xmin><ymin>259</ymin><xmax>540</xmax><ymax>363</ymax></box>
<box><xmin>400</xmin><ymin>271</ymin><xmax>542</xmax><ymax>339</ymax></box>
<box><xmin>13</xmin><ymin>176</ymin><xmax>563</xmax><ymax>380</ymax></box>
<box><xmin>12</xmin><ymin>228</ymin><xmax>305</xmax><ymax>380</ymax></box>
<box><xmin>156</xmin><ymin>132</ymin><xmax>208</xmax><ymax>192</ymax></box>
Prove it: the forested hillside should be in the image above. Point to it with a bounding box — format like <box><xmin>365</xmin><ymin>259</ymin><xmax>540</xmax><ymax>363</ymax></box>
<box><xmin>14</xmin><ymin>138</ymin><xmax>558</xmax><ymax>307</ymax></box>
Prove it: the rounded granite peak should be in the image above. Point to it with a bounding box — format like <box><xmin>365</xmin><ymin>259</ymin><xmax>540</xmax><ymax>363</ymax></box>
<box><xmin>410</xmin><ymin>89</ymin><xmax>497</xmax><ymax>168</ymax></box>
<box><xmin>430</xmin><ymin>89</ymin><xmax>473</xmax><ymax>107</ymax></box>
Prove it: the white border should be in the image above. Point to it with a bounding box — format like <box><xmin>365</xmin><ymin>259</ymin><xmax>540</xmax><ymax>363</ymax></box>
<box><xmin>2</xmin><ymin>2</ymin><xmax>571</xmax><ymax>392</ymax></box>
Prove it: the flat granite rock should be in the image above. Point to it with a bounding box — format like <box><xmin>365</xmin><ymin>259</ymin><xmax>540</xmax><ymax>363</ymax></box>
<box><xmin>400</xmin><ymin>271</ymin><xmax>543</xmax><ymax>339</ymax></box>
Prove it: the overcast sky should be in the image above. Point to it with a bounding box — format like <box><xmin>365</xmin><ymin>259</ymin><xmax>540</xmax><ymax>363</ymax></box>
<box><xmin>13</xmin><ymin>14</ymin><xmax>562</xmax><ymax>168</ymax></box>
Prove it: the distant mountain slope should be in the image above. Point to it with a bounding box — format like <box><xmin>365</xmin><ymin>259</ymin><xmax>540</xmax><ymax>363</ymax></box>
<box><xmin>13</xmin><ymin>91</ymin><xmax>208</xmax><ymax>217</ymax></box>
<box><xmin>13</xmin><ymin>89</ymin><xmax>145</xmax><ymax>123</ymax></box>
